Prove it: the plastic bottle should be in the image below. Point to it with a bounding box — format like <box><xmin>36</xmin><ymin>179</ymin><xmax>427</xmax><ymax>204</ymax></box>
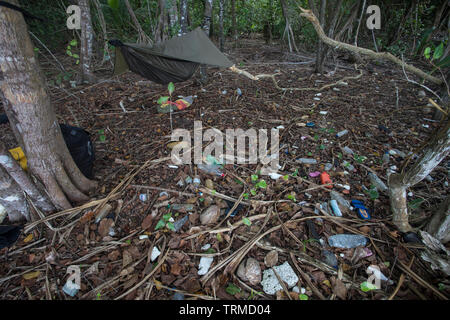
<box><xmin>198</xmin><ymin>163</ymin><xmax>224</xmax><ymax>176</ymax></box>
<box><xmin>329</xmin><ymin>199</ymin><xmax>343</xmax><ymax>217</ymax></box>
<box><xmin>330</xmin><ymin>191</ymin><xmax>351</xmax><ymax>209</ymax></box>
<box><xmin>324</xmin><ymin>163</ymin><xmax>333</xmax><ymax>171</ymax></box>
<box><xmin>336</xmin><ymin>130</ymin><xmax>349</xmax><ymax>138</ymax></box>
<box><xmin>342</xmin><ymin>146</ymin><xmax>354</xmax><ymax>155</ymax></box>
<box><xmin>328</xmin><ymin>234</ymin><xmax>367</xmax><ymax>248</ymax></box>
<box><xmin>170</xmin><ymin>204</ymin><xmax>195</xmax><ymax>211</ymax></box>
<box><xmin>342</xmin><ymin>160</ymin><xmax>355</xmax><ymax>172</ymax></box>
<box><xmin>322</xmin><ymin>250</ymin><xmax>338</xmax><ymax>268</ymax></box>
<box><xmin>382</xmin><ymin>152</ymin><xmax>390</xmax><ymax>164</ymax></box>
<box><xmin>368</xmin><ymin>172</ymin><xmax>388</xmax><ymax>192</ymax></box>
<box><xmin>297</xmin><ymin>158</ymin><xmax>317</xmax><ymax>164</ymax></box>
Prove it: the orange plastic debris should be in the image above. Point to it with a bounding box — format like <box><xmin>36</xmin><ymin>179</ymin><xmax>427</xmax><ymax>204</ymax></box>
<box><xmin>320</xmin><ymin>172</ymin><xmax>333</xmax><ymax>188</ymax></box>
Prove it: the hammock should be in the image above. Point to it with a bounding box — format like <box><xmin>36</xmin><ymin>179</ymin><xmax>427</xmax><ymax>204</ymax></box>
<box><xmin>109</xmin><ymin>27</ymin><xmax>233</xmax><ymax>84</ymax></box>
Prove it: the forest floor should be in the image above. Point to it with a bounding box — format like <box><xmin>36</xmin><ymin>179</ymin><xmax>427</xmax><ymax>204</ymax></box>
<box><xmin>0</xmin><ymin>37</ymin><xmax>449</xmax><ymax>300</ymax></box>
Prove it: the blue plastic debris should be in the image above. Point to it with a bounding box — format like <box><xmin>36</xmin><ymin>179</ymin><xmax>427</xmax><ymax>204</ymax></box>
<box><xmin>351</xmin><ymin>200</ymin><xmax>371</xmax><ymax>220</ymax></box>
<box><xmin>306</xmin><ymin>122</ymin><xmax>315</xmax><ymax>127</ymax></box>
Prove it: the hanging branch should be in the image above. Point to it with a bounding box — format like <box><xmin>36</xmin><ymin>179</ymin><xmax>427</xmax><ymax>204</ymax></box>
<box><xmin>298</xmin><ymin>7</ymin><xmax>443</xmax><ymax>85</ymax></box>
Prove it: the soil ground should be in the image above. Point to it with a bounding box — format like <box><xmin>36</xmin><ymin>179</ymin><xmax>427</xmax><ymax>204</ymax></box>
<box><xmin>0</xmin><ymin>37</ymin><xmax>449</xmax><ymax>300</ymax></box>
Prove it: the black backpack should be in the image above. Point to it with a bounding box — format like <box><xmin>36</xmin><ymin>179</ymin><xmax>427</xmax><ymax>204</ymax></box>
<box><xmin>60</xmin><ymin>124</ymin><xmax>95</xmax><ymax>179</ymax></box>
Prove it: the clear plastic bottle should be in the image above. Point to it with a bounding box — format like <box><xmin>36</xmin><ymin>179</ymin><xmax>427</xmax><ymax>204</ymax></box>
<box><xmin>368</xmin><ymin>172</ymin><xmax>388</xmax><ymax>192</ymax></box>
<box><xmin>342</xmin><ymin>146</ymin><xmax>354</xmax><ymax>155</ymax></box>
<box><xmin>198</xmin><ymin>163</ymin><xmax>224</xmax><ymax>176</ymax></box>
<box><xmin>328</xmin><ymin>234</ymin><xmax>367</xmax><ymax>248</ymax></box>
<box><xmin>322</xmin><ymin>249</ymin><xmax>338</xmax><ymax>268</ymax></box>
<box><xmin>342</xmin><ymin>160</ymin><xmax>355</xmax><ymax>171</ymax></box>
<box><xmin>330</xmin><ymin>191</ymin><xmax>351</xmax><ymax>209</ymax></box>
<box><xmin>297</xmin><ymin>158</ymin><xmax>317</xmax><ymax>164</ymax></box>
<box><xmin>382</xmin><ymin>152</ymin><xmax>390</xmax><ymax>164</ymax></box>
<box><xmin>336</xmin><ymin>130</ymin><xmax>349</xmax><ymax>138</ymax></box>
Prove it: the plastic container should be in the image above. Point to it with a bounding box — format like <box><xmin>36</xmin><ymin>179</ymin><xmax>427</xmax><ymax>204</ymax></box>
<box><xmin>342</xmin><ymin>160</ymin><xmax>355</xmax><ymax>172</ymax></box>
<box><xmin>329</xmin><ymin>199</ymin><xmax>343</xmax><ymax>217</ymax></box>
<box><xmin>382</xmin><ymin>152</ymin><xmax>390</xmax><ymax>164</ymax></box>
<box><xmin>330</xmin><ymin>191</ymin><xmax>351</xmax><ymax>209</ymax></box>
<box><xmin>342</xmin><ymin>146</ymin><xmax>354</xmax><ymax>155</ymax></box>
<box><xmin>198</xmin><ymin>163</ymin><xmax>224</xmax><ymax>177</ymax></box>
<box><xmin>322</xmin><ymin>250</ymin><xmax>338</xmax><ymax>268</ymax></box>
<box><xmin>170</xmin><ymin>204</ymin><xmax>195</xmax><ymax>212</ymax></box>
<box><xmin>324</xmin><ymin>163</ymin><xmax>333</xmax><ymax>171</ymax></box>
<box><xmin>368</xmin><ymin>172</ymin><xmax>388</xmax><ymax>192</ymax></box>
<box><xmin>336</xmin><ymin>130</ymin><xmax>348</xmax><ymax>138</ymax></box>
<box><xmin>297</xmin><ymin>158</ymin><xmax>317</xmax><ymax>164</ymax></box>
<box><xmin>328</xmin><ymin>234</ymin><xmax>367</xmax><ymax>248</ymax></box>
<box><xmin>320</xmin><ymin>172</ymin><xmax>333</xmax><ymax>188</ymax></box>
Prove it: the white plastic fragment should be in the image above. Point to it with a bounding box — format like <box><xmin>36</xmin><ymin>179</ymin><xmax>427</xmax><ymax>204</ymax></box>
<box><xmin>201</xmin><ymin>243</ymin><xmax>211</xmax><ymax>251</ymax></box>
<box><xmin>151</xmin><ymin>247</ymin><xmax>161</xmax><ymax>261</ymax></box>
<box><xmin>139</xmin><ymin>235</ymin><xmax>149</xmax><ymax>240</ymax></box>
<box><xmin>198</xmin><ymin>257</ymin><xmax>214</xmax><ymax>275</ymax></box>
<box><xmin>268</xmin><ymin>172</ymin><xmax>283</xmax><ymax>180</ymax></box>
<box><xmin>261</xmin><ymin>261</ymin><xmax>299</xmax><ymax>295</ymax></box>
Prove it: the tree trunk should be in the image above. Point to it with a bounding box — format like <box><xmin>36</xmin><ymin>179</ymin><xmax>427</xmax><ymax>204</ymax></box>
<box><xmin>280</xmin><ymin>0</ymin><xmax>298</xmax><ymax>53</ymax></box>
<box><xmin>0</xmin><ymin>2</ymin><xmax>97</xmax><ymax>211</ymax></box>
<box><xmin>78</xmin><ymin>0</ymin><xmax>96</xmax><ymax>84</ymax></box>
<box><xmin>124</xmin><ymin>0</ymin><xmax>152</xmax><ymax>44</ymax></box>
<box><xmin>180</xmin><ymin>0</ymin><xmax>189</xmax><ymax>35</ymax></box>
<box><xmin>0</xmin><ymin>165</ymin><xmax>27</xmax><ymax>222</ymax></box>
<box><xmin>167</xmin><ymin>0</ymin><xmax>179</xmax><ymax>36</ymax></box>
<box><xmin>231</xmin><ymin>0</ymin><xmax>237</xmax><ymax>46</ymax></box>
<box><xmin>318</xmin><ymin>0</ymin><xmax>343</xmax><ymax>69</ymax></box>
<box><xmin>314</xmin><ymin>0</ymin><xmax>327</xmax><ymax>73</ymax></box>
<box><xmin>92</xmin><ymin>0</ymin><xmax>113</xmax><ymax>67</ymax></box>
<box><xmin>219</xmin><ymin>0</ymin><xmax>225</xmax><ymax>52</ymax></box>
<box><xmin>388</xmin><ymin>119</ymin><xmax>450</xmax><ymax>232</ymax></box>
<box><xmin>155</xmin><ymin>0</ymin><xmax>169</xmax><ymax>44</ymax></box>
<box><xmin>199</xmin><ymin>0</ymin><xmax>215</xmax><ymax>84</ymax></box>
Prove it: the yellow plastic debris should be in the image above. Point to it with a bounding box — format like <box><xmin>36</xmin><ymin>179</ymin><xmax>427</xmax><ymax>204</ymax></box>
<box><xmin>8</xmin><ymin>146</ymin><xmax>27</xmax><ymax>171</ymax></box>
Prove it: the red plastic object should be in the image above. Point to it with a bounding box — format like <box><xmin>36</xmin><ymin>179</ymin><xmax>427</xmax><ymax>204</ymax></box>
<box><xmin>320</xmin><ymin>172</ymin><xmax>333</xmax><ymax>188</ymax></box>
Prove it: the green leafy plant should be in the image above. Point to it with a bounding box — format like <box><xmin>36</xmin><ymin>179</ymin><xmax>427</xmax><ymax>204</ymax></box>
<box><xmin>155</xmin><ymin>212</ymin><xmax>175</xmax><ymax>231</ymax></box>
<box><xmin>226</xmin><ymin>283</ymin><xmax>241</xmax><ymax>295</ymax></box>
<box><xmin>66</xmin><ymin>39</ymin><xmax>80</xmax><ymax>65</ymax></box>
<box><xmin>242</xmin><ymin>217</ymin><xmax>252</xmax><ymax>226</ymax></box>
<box><xmin>98</xmin><ymin>129</ymin><xmax>106</xmax><ymax>142</ymax></box>
<box><xmin>157</xmin><ymin>82</ymin><xmax>175</xmax><ymax>105</ymax></box>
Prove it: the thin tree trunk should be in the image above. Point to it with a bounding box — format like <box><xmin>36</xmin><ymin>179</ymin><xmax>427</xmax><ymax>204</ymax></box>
<box><xmin>0</xmin><ymin>1</ymin><xmax>97</xmax><ymax>211</ymax></box>
<box><xmin>231</xmin><ymin>0</ymin><xmax>237</xmax><ymax>46</ymax></box>
<box><xmin>353</xmin><ymin>0</ymin><xmax>366</xmax><ymax>47</ymax></box>
<box><xmin>280</xmin><ymin>0</ymin><xmax>298</xmax><ymax>53</ymax></box>
<box><xmin>318</xmin><ymin>0</ymin><xmax>343</xmax><ymax>72</ymax></box>
<box><xmin>314</xmin><ymin>0</ymin><xmax>327</xmax><ymax>73</ymax></box>
<box><xmin>179</xmin><ymin>0</ymin><xmax>188</xmax><ymax>35</ymax></box>
<box><xmin>199</xmin><ymin>0</ymin><xmax>214</xmax><ymax>84</ymax></box>
<box><xmin>155</xmin><ymin>0</ymin><xmax>169</xmax><ymax>43</ymax></box>
<box><xmin>0</xmin><ymin>165</ymin><xmax>28</xmax><ymax>222</ymax></box>
<box><xmin>124</xmin><ymin>0</ymin><xmax>152</xmax><ymax>44</ymax></box>
<box><xmin>78</xmin><ymin>0</ymin><xmax>96</xmax><ymax>84</ymax></box>
<box><xmin>219</xmin><ymin>0</ymin><xmax>225</xmax><ymax>51</ymax></box>
<box><xmin>167</xmin><ymin>0</ymin><xmax>179</xmax><ymax>36</ymax></box>
<box><xmin>92</xmin><ymin>0</ymin><xmax>113</xmax><ymax>67</ymax></box>
<box><xmin>388</xmin><ymin>119</ymin><xmax>450</xmax><ymax>232</ymax></box>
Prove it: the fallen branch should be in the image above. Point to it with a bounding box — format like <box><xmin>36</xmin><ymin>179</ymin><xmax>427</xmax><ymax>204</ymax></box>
<box><xmin>229</xmin><ymin>64</ymin><xmax>363</xmax><ymax>92</ymax></box>
<box><xmin>298</xmin><ymin>7</ymin><xmax>443</xmax><ymax>86</ymax></box>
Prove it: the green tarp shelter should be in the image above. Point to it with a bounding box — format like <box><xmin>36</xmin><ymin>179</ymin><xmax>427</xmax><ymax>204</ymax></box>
<box><xmin>110</xmin><ymin>27</ymin><xmax>233</xmax><ymax>84</ymax></box>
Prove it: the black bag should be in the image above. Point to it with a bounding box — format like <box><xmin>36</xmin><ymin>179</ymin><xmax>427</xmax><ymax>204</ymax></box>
<box><xmin>60</xmin><ymin>124</ymin><xmax>95</xmax><ymax>179</ymax></box>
